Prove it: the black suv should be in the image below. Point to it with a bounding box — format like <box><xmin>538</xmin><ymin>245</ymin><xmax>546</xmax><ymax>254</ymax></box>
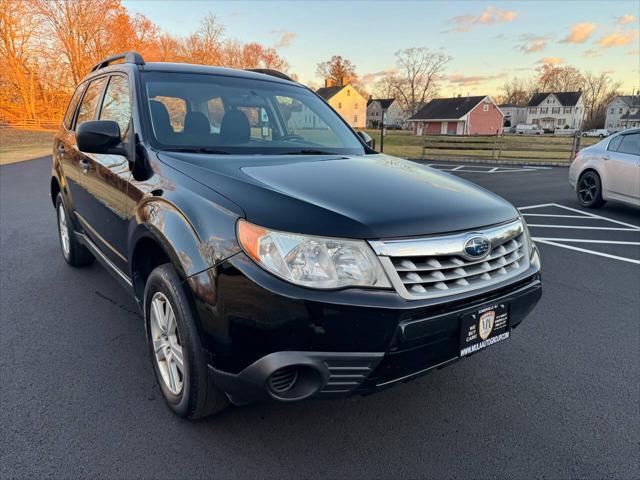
<box><xmin>52</xmin><ymin>52</ymin><xmax>542</xmax><ymax>418</ymax></box>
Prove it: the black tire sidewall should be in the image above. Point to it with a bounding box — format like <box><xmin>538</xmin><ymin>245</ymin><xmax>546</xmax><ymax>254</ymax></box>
<box><xmin>578</xmin><ymin>171</ymin><xmax>604</xmax><ymax>208</ymax></box>
<box><xmin>144</xmin><ymin>264</ymin><xmax>209</xmax><ymax>418</ymax></box>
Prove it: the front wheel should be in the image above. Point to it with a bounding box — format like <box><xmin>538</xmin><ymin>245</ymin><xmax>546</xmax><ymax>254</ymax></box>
<box><xmin>144</xmin><ymin>264</ymin><xmax>228</xmax><ymax>419</ymax></box>
<box><xmin>577</xmin><ymin>171</ymin><xmax>605</xmax><ymax>209</ymax></box>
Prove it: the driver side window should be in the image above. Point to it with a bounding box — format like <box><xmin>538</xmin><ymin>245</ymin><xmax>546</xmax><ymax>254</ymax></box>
<box><xmin>99</xmin><ymin>75</ymin><xmax>131</xmax><ymax>140</ymax></box>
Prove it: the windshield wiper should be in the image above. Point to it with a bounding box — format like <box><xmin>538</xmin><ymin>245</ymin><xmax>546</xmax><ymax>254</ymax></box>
<box><xmin>162</xmin><ymin>147</ymin><xmax>229</xmax><ymax>154</ymax></box>
<box><xmin>284</xmin><ymin>149</ymin><xmax>336</xmax><ymax>155</ymax></box>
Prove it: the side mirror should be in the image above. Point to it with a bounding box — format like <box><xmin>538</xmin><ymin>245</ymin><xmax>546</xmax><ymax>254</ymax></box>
<box><xmin>76</xmin><ymin>120</ymin><xmax>125</xmax><ymax>155</ymax></box>
<box><xmin>357</xmin><ymin>131</ymin><xmax>375</xmax><ymax>149</ymax></box>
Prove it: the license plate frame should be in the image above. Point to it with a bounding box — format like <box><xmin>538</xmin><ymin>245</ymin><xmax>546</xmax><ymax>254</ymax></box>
<box><xmin>459</xmin><ymin>303</ymin><xmax>510</xmax><ymax>357</ymax></box>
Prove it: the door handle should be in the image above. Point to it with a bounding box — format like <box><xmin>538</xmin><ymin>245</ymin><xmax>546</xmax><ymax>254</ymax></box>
<box><xmin>79</xmin><ymin>159</ymin><xmax>90</xmax><ymax>174</ymax></box>
<box><xmin>602</xmin><ymin>156</ymin><xmax>610</xmax><ymax>161</ymax></box>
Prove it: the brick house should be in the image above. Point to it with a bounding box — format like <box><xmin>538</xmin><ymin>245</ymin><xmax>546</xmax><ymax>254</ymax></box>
<box><xmin>408</xmin><ymin>96</ymin><xmax>503</xmax><ymax>135</ymax></box>
<box><xmin>316</xmin><ymin>84</ymin><xmax>366</xmax><ymax>129</ymax></box>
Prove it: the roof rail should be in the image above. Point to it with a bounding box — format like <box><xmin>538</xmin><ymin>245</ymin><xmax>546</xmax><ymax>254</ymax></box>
<box><xmin>245</xmin><ymin>68</ymin><xmax>293</xmax><ymax>81</ymax></box>
<box><xmin>90</xmin><ymin>51</ymin><xmax>145</xmax><ymax>72</ymax></box>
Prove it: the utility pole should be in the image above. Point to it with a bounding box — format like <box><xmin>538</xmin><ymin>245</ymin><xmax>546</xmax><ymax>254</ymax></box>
<box><xmin>380</xmin><ymin>110</ymin><xmax>385</xmax><ymax>153</ymax></box>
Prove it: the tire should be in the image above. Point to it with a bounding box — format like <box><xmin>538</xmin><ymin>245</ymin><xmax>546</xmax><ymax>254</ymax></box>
<box><xmin>55</xmin><ymin>193</ymin><xmax>94</xmax><ymax>267</ymax></box>
<box><xmin>577</xmin><ymin>171</ymin><xmax>605</xmax><ymax>209</ymax></box>
<box><xmin>144</xmin><ymin>264</ymin><xmax>229</xmax><ymax>419</ymax></box>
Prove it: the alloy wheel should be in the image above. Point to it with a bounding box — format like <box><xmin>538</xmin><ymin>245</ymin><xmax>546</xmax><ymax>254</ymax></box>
<box><xmin>149</xmin><ymin>292</ymin><xmax>184</xmax><ymax>395</ymax></box>
<box><xmin>58</xmin><ymin>204</ymin><xmax>70</xmax><ymax>257</ymax></box>
<box><xmin>578</xmin><ymin>174</ymin><xmax>597</xmax><ymax>204</ymax></box>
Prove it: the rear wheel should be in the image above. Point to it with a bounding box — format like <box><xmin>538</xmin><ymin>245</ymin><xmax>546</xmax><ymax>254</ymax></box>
<box><xmin>577</xmin><ymin>171</ymin><xmax>605</xmax><ymax>209</ymax></box>
<box><xmin>144</xmin><ymin>264</ymin><xmax>228</xmax><ymax>419</ymax></box>
<box><xmin>55</xmin><ymin>194</ymin><xmax>94</xmax><ymax>267</ymax></box>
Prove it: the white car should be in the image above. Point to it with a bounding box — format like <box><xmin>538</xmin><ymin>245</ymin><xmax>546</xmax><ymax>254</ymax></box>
<box><xmin>569</xmin><ymin>128</ymin><xmax>640</xmax><ymax>208</ymax></box>
<box><xmin>581</xmin><ymin>129</ymin><xmax>610</xmax><ymax>138</ymax></box>
<box><xmin>515</xmin><ymin>124</ymin><xmax>543</xmax><ymax>135</ymax></box>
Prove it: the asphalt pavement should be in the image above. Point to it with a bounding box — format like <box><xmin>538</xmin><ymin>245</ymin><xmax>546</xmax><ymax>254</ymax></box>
<box><xmin>1</xmin><ymin>157</ymin><xmax>639</xmax><ymax>479</ymax></box>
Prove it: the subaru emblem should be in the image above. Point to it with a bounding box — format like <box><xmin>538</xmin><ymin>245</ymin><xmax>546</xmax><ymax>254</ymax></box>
<box><xmin>464</xmin><ymin>236</ymin><xmax>491</xmax><ymax>259</ymax></box>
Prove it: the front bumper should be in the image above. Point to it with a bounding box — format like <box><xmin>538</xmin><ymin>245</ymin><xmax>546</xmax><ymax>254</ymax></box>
<box><xmin>197</xmin><ymin>249</ymin><xmax>542</xmax><ymax>405</ymax></box>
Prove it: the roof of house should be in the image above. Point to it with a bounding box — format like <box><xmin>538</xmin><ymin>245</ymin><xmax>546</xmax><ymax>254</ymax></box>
<box><xmin>498</xmin><ymin>103</ymin><xmax>517</xmax><ymax>108</ymax></box>
<box><xmin>408</xmin><ymin>96</ymin><xmax>488</xmax><ymax>120</ymax></box>
<box><xmin>614</xmin><ymin>95</ymin><xmax>640</xmax><ymax>107</ymax></box>
<box><xmin>367</xmin><ymin>98</ymin><xmax>395</xmax><ymax>109</ymax></box>
<box><xmin>316</xmin><ymin>85</ymin><xmax>345</xmax><ymax>100</ymax></box>
<box><xmin>527</xmin><ymin>91</ymin><xmax>582</xmax><ymax>107</ymax></box>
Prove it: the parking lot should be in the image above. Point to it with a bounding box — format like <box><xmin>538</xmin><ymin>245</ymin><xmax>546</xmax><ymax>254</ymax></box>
<box><xmin>1</xmin><ymin>157</ymin><xmax>638</xmax><ymax>479</ymax></box>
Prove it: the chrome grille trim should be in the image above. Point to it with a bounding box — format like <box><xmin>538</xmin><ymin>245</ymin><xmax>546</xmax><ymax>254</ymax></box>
<box><xmin>370</xmin><ymin>219</ymin><xmax>529</xmax><ymax>300</ymax></box>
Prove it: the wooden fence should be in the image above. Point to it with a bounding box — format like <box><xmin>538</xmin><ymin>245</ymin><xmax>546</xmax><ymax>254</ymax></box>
<box><xmin>421</xmin><ymin>132</ymin><xmax>589</xmax><ymax>165</ymax></box>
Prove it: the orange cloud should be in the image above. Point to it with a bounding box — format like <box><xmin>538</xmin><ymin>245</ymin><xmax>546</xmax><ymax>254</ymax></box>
<box><xmin>517</xmin><ymin>34</ymin><xmax>551</xmax><ymax>53</ymax></box>
<box><xmin>616</xmin><ymin>14</ymin><xmax>636</xmax><ymax>25</ymax></box>
<box><xmin>561</xmin><ymin>22</ymin><xmax>597</xmax><ymax>43</ymax></box>
<box><xmin>272</xmin><ymin>30</ymin><xmax>295</xmax><ymax>48</ymax></box>
<box><xmin>537</xmin><ymin>57</ymin><xmax>565</xmax><ymax>65</ymax></box>
<box><xmin>447</xmin><ymin>72</ymin><xmax>507</xmax><ymax>86</ymax></box>
<box><xmin>448</xmin><ymin>5</ymin><xmax>518</xmax><ymax>32</ymax></box>
<box><xmin>597</xmin><ymin>29</ymin><xmax>640</xmax><ymax>48</ymax></box>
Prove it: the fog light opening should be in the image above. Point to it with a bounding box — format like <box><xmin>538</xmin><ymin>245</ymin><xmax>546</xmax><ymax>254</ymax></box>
<box><xmin>267</xmin><ymin>365</ymin><xmax>322</xmax><ymax>401</ymax></box>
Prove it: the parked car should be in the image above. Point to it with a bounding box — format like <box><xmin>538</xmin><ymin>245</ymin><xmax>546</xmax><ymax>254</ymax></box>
<box><xmin>581</xmin><ymin>129</ymin><xmax>610</xmax><ymax>138</ymax></box>
<box><xmin>515</xmin><ymin>124</ymin><xmax>543</xmax><ymax>135</ymax></box>
<box><xmin>569</xmin><ymin>128</ymin><xmax>640</xmax><ymax>208</ymax></box>
<box><xmin>52</xmin><ymin>52</ymin><xmax>542</xmax><ymax>419</ymax></box>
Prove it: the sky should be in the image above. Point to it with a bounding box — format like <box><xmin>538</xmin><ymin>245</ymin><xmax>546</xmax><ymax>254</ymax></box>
<box><xmin>122</xmin><ymin>0</ymin><xmax>640</xmax><ymax>97</ymax></box>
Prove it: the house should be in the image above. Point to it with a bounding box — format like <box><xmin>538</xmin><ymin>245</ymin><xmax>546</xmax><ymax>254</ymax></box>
<box><xmin>525</xmin><ymin>91</ymin><xmax>584</xmax><ymax>130</ymax></box>
<box><xmin>408</xmin><ymin>95</ymin><xmax>503</xmax><ymax>135</ymax></box>
<box><xmin>316</xmin><ymin>84</ymin><xmax>366</xmax><ymax>129</ymax></box>
<box><xmin>605</xmin><ymin>95</ymin><xmax>640</xmax><ymax>131</ymax></box>
<box><xmin>498</xmin><ymin>103</ymin><xmax>527</xmax><ymax>127</ymax></box>
<box><xmin>366</xmin><ymin>98</ymin><xmax>404</xmax><ymax>128</ymax></box>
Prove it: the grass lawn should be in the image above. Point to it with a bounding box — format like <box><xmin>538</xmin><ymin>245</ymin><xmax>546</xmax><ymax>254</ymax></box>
<box><xmin>0</xmin><ymin>128</ymin><xmax>55</xmax><ymax>165</ymax></box>
<box><xmin>362</xmin><ymin>129</ymin><xmax>600</xmax><ymax>165</ymax></box>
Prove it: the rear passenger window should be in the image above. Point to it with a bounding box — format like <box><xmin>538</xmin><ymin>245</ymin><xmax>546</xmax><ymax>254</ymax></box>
<box><xmin>100</xmin><ymin>75</ymin><xmax>131</xmax><ymax>139</ymax></box>
<box><xmin>616</xmin><ymin>133</ymin><xmax>639</xmax><ymax>156</ymax></box>
<box><xmin>75</xmin><ymin>77</ymin><xmax>107</xmax><ymax>129</ymax></box>
<box><xmin>607</xmin><ymin>136</ymin><xmax>623</xmax><ymax>152</ymax></box>
<box><xmin>63</xmin><ymin>83</ymin><xmax>86</xmax><ymax>130</ymax></box>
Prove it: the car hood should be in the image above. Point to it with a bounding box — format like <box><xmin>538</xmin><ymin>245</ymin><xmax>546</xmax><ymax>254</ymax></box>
<box><xmin>158</xmin><ymin>152</ymin><xmax>519</xmax><ymax>239</ymax></box>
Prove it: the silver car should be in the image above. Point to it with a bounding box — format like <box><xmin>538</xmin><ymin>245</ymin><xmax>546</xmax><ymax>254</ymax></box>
<box><xmin>569</xmin><ymin>128</ymin><xmax>640</xmax><ymax>208</ymax></box>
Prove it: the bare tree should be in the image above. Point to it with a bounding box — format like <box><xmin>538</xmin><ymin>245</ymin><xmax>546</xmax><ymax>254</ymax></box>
<box><xmin>497</xmin><ymin>77</ymin><xmax>534</xmax><ymax>105</ymax></box>
<box><xmin>372</xmin><ymin>73</ymin><xmax>399</xmax><ymax>99</ymax></box>
<box><xmin>581</xmin><ymin>71</ymin><xmax>622</xmax><ymax>128</ymax></box>
<box><xmin>316</xmin><ymin>55</ymin><xmax>357</xmax><ymax>86</ymax></box>
<box><xmin>536</xmin><ymin>64</ymin><xmax>584</xmax><ymax>92</ymax></box>
<box><xmin>392</xmin><ymin>47</ymin><xmax>450</xmax><ymax>116</ymax></box>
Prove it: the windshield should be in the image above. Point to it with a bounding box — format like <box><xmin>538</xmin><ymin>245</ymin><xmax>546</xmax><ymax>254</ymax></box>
<box><xmin>140</xmin><ymin>71</ymin><xmax>365</xmax><ymax>155</ymax></box>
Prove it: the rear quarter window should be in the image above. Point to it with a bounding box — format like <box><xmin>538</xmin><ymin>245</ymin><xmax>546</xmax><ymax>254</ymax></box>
<box><xmin>616</xmin><ymin>133</ymin><xmax>639</xmax><ymax>156</ymax></box>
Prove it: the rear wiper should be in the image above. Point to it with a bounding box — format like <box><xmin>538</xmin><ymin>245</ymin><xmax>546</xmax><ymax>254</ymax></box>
<box><xmin>284</xmin><ymin>150</ymin><xmax>335</xmax><ymax>155</ymax></box>
<box><xmin>163</xmin><ymin>147</ymin><xmax>229</xmax><ymax>154</ymax></box>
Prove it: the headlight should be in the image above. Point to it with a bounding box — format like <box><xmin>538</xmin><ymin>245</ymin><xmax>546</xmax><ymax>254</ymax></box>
<box><xmin>237</xmin><ymin>219</ymin><xmax>391</xmax><ymax>289</ymax></box>
<box><xmin>519</xmin><ymin>213</ymin><xmax>534</xmax><ymax>259</ymax></box>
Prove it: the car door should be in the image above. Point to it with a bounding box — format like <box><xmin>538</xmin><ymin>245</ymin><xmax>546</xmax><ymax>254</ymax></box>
<box><xmin>75</xmin><ymin>74</ymin><xmax>133</xmax><ymax>272</ymax></box>
<box><xmin>605</xmin><ymin>132</ymin><xmax>640</xmax><ymax>201</ymax></box>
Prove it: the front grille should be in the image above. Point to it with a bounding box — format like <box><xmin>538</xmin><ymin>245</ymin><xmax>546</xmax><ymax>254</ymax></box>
<box><xmin>370</xmin><ymin>219</ymin><xmax>529</xmax><ymax>300</ymax></box>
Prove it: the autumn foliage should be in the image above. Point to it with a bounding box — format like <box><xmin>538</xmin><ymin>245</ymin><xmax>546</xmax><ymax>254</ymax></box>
<box><xmin>0</xmin><ymin>0</ymin><xmax>288</xmax><ymax>127</ymax></box>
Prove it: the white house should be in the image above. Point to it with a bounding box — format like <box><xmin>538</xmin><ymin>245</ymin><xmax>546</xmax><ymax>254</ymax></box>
<box><xmin>605</xmin><ymin>95</ymin><xmax>640</xmax><ymax>132</ymax></box>
<box><xmin>498</xmin><ymin>103</ymin><xmax>527</xmax><ymax>127</ymax></box>
<box><xmin>525</xmin><ymin>91</ymin><xmax>585</xmax><ymax>130</ymax></box>
<box><xmin>316</xmin><ymin>84</ymin><xmax>366</xmax><ymax>129</ymax></box>
<box><xmin>366</xmin><ymin>98</ymin><xmax>404</xmax><ymax>128</ymax></box>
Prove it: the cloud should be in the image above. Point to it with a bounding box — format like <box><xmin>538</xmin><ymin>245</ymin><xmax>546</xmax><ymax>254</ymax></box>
<box><xmin>272</xmin><ymin>30</ymin><xmax>296</xmax><ymax>48</ymax></box>
<box><xmin>447</xmin><ymin>5</ymin><xmax>518</xmax><ymax>32</ymax></box>
<box><xmin>560</xmin><ymin>22</ymin><xmax>597</xmax><ymax>43</ymax></box>
<box><xmin>446</xmin><ymin>72</ymin><xmax>507</xmax><ymax>86</ymax></box>
<box><xmin>597</xmin><ymin>29</ymin><xmax>640</xmax><ymax>48</ymax></box>
<box><xmin>516</xmin><ymin>34</ymin><xmax>552</xmax><ymax>53</ymax></box>
<box><xmin>361</xmin><ymin>69</ymin><xmax>397</xmax><ymax>85</ymax></box>
<box><xmin>583</xmin><ymin>48</ymin><xmax>602</xmax><ymax>57</ymax></box>
<box><xmin>616</xmin><ymin>14</ymin><xmax>636</xmax><ymax>25</ymax></box>
<box><xmin>537</xmin><ymin>57</ymin><xmax>565</xmax><ymax>65</ymax></box>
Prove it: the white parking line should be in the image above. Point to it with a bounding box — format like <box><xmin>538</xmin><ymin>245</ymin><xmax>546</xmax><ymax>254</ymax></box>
<box><xmin>518</xmin><ymin>203</ymin><xmax>640</xmax><ymax>264</ymax></box>
<box><xmin>426</xmin><ymin>163</ymin><xmax>547</xmax><ymax>173</ymax></box>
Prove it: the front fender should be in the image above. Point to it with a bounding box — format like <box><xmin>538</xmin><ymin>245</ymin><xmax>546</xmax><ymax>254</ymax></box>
<box><xmin>130</xmin><ymin>197</ymin><xmax>241</xmax><ymax>279</ymax></box>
